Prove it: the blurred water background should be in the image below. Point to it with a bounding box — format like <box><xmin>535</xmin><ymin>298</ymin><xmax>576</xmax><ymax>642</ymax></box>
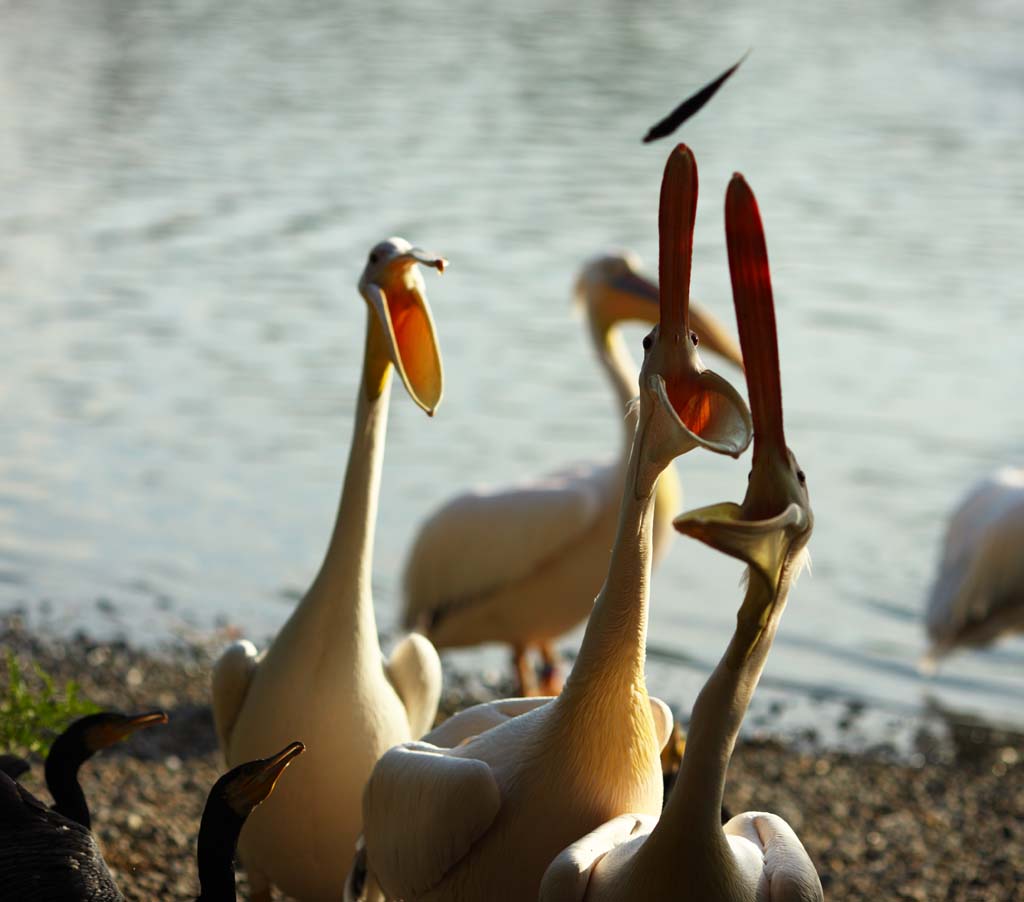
<box><xmin>2</xmin><ymin>0</ymin><xmax>1022</xmax><ymax>749</ymax></box>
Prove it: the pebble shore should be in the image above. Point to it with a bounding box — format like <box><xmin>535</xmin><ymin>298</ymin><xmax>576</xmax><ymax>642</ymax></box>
<box><xmin>2</xmin><ymin>617</ymin><xmax>1022</xmax><ymax>901</ymax></box>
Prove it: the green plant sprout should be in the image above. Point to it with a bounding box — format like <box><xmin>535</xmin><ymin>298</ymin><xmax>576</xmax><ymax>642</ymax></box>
<box><xmin>0</xmin><ymin>653</ymin><xmax>100</xmax><ymax>758</ymax></box>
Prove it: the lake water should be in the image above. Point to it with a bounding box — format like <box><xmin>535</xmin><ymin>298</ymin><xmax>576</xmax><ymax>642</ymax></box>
<box><xmin>2</xmin><ymin>0</ymin><xmax>1023</xmax><ymax>748</ymax></box>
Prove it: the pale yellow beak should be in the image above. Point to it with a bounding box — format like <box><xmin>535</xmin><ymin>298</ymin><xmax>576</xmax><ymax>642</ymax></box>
<box><xmin>363</xmin><ymin>248</ymin><xmax>446</xmax><ymax>415</ymax></box>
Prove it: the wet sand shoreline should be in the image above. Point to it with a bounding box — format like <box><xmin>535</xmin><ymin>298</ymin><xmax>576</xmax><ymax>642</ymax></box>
<box><xmin>2</xmin><ymin>616</ymin><xmax>1021</xmax><ymax>900</ymax></box>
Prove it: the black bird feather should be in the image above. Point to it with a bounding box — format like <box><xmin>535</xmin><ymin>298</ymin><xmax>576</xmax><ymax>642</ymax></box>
<box><xmin>0</xmin><ymin>769</ymin><xmax>124</xmax><ymax>901</ymax></box>
<box><xmin>0</xmin><ymin>753</ymin><xmax>31</xmax><ymax>781</ymax></box>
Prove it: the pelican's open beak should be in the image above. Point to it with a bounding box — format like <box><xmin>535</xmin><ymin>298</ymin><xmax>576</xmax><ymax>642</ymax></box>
<box><xmin>226</xmin><ymin>741</ymin><xmax>306</xmax><ymax>813</ymax></box>
<box><xmin>647</xmin><ymin>144</ymin><xmax>751</xmax><ymax>460</ymax></box>
<box><xmin>673</xmin><ymin>173</ymin><xmax>812</xmax><ymax>596</ymax></box>
<box><xmin>363</xmin><ymin>248</ymin><xmax>446</xmax><ymax>415</ymax></box>
<box><xmin>90</xmin><ymin>710</ymin><xmax>169</xmax><ymax>750</ymax></box>
<box><xmin>674</xmin><ymin>499</ymin><xmax>808</xmax><ymax>596</ymax></box>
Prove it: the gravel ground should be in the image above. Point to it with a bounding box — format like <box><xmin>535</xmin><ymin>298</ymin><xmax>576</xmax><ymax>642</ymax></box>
<box><xmin>2</xmin><ymin>616</ymin><xmax>1022</xmax><ymax>901</ymax></box>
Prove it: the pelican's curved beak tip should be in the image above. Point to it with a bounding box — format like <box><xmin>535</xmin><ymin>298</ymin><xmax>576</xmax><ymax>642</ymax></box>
<box><xmin>408</xmin><ymin>248</ymin><xmax>447</xmax><ymax>274</ymax></box>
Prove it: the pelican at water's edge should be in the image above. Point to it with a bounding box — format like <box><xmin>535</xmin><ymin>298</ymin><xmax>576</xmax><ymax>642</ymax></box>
<box><xmin>212</xmin><ymin>239</ymin><xmax>446</xmax><ymax>901</ymax></box>
<box><xmin>923</xmin><ymin>466</ymin><xmax>1024</xmax><ymax>670</ymax></box>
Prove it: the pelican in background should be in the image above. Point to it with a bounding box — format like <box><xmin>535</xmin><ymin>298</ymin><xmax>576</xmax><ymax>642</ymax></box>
<box><xmin>353</xmin><ymin>144</ymin><xmax>752</xmax><ymax>902</ymax></box>
<box><xmin>541</xmin><ymin>172</ymin><xmax>822</xmax><ymax>902</ymax></box>
<box><xmin>923</xmin><ymin>466</ymin><xmax>1024</xmax><ymax>668</ymax></box>
<box><xmin>403</xmin><ymin>252</ymin><xmax>743</xmax><ymax>693</ymax></box>
<box><xmin>211</xmin><ymin>239</ymin><xmax>446</xmax><ymax>901</ymax></box>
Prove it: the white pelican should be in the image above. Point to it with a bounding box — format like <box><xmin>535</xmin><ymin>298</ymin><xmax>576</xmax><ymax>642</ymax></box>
<box><xmin>210</xmin><ymin>238</ymin><xmax>447</xmax><ymax>901</ymax></box>
<box><xmin>540</xmin><ymin>172</ymin><xmax>822</xmax><ymax>902</ymax></box>
<box><xmin>924</xmin><ymin>466</ymin><xmax>1024</xmax><ymax>667</ymax></box>
<box><xmin>352</xmin><ymin>145</ymin><xmax>753</xmax><ymax>902</ymax></box>
<box><xmin>402</xmin><ymin>253</ymin><xmax>743</xmax><ymax>694</ymax></box>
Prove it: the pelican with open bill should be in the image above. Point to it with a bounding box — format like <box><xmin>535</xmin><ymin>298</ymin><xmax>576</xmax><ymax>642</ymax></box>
<box><xmin>540</xmin><ymin>173</ymin><xmax>822</xmax><ymax>902</ymax></box>
<box><xmin>213</xmin><ymin>237</ymin><xmax>447</xmax><ymax>901</ymax></box>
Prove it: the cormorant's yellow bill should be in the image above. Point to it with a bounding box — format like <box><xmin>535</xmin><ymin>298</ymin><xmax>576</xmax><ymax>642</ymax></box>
<box><xmin>224</xmin><ymin>741</ymin><xmax>306</xmax><ymax>814</ymax></box>
<box><xmin>85</xmin><ymin>710</ymin><xmax>168</xmax><ymax>751</ymax></box>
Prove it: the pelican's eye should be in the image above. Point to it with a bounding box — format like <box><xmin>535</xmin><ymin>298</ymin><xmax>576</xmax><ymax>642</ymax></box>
<box><xmin>690</xmin><ymin>331</ymin><xmax>699</xmax><ymax>346</ymax></box>
<box><xmin>797</xmin><ymin>470</ymin><xmax>806</xmax><ymax>485</ymax></box>
<box><xmin>642</xmin><ymin>334</ymin><xmax>653</xmax><ymax>352</ymax></box>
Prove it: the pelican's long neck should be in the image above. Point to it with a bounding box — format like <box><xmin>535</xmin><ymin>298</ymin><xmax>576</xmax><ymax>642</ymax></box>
<box><xmin>589</xmin><ymin>316</ymin><xmax>642</xmax><ymax>451</ymax></box>
<box><xmin>294</xmin><ymin>313</ymin><xmax>392</xmax><ymax>656</ymax></box>
<box><xmin>652</xmin><ymin>570</ymin><xmax>791</xmax><ymax>858</ymax></box>
<box><xmin>560</xmin><ymin>421</ymin><xmax>659</xmax><ymax>711</ymax></box>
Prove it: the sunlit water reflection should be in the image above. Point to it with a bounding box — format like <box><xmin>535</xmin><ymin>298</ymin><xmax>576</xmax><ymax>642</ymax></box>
<box><xmin>2</xmin><ymin>0</ymin><xmax>1023</xmax><ymax>745</ymax></box>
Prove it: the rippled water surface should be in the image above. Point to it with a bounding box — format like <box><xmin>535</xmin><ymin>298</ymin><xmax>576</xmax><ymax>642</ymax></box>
<box><xmin>2</xmin><ymin>0</ymin><xmax>1023</xmax><ymax>741</ymax></box>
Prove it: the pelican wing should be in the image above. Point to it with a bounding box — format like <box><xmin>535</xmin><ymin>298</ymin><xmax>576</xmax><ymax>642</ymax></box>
<box><xmin>724</xmin><ymin>812</ymin><xmax>824</xmax><ymax>901</ymax></box>
<box><xmin>384</xmin><ymin>633</ymin><xmax>443</xmax><ymax>738</ymax></box>
<box><xmin>424</xmin><ymin>696</ymin><xmax>672</xmax><ymax>751</ymax></box>
<box><xmin>539</xmin><ymin>813</ymin><xmax>656</xmax><ymax>902</ymax></box>
<box><xmin>648</xmin><ymin>696</ymin><xmax>673</xmax><ymax>751</ymax></box>
<box><xmin>362</xmin><ymin>742</ymin><xmax>501</xmax><ymax>899</ymax></box>
<box><xmin>403</xmin><ymin>463</ymin><xmax>613</xmax><ymax>629</ymax></box>
<box><xmin>210</xmin><ymin>639</ymin><xmax>260</xmax><ymax>754</ymax></box>
<box><xmin>424</xmin><ymin>697</ymin><xmax>554</xmax><ymax>748</ymax></box>
<box><xmin>926</xmin><ymin>469</ymin><xmax>1024</xmax><ymax>652</ymax></box>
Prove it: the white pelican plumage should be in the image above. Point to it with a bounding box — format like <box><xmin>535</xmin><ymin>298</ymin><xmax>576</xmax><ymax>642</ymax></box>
<box><xmin>924</xmin><ymin>466</ymin><xmax>1024</xmax><ymax>667</ymax></box>
<box><xmin>540</xmin><ymin>172</ymin><xmax>822</xmax><ymax>902</ymax></box>
<box><xmin>210</xmin><ymin>238</ymin><xmax>446</xmax><ymax>901</ymax></box>
<box><xmin>352</xmin><ymin>145</ymin><xmax>753</xmax><ymax>902</ymax></box>
<box><xmin>402</xmin><ymin>252</ymin><xmax>743</xmax><ymax>693</ymax></box>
